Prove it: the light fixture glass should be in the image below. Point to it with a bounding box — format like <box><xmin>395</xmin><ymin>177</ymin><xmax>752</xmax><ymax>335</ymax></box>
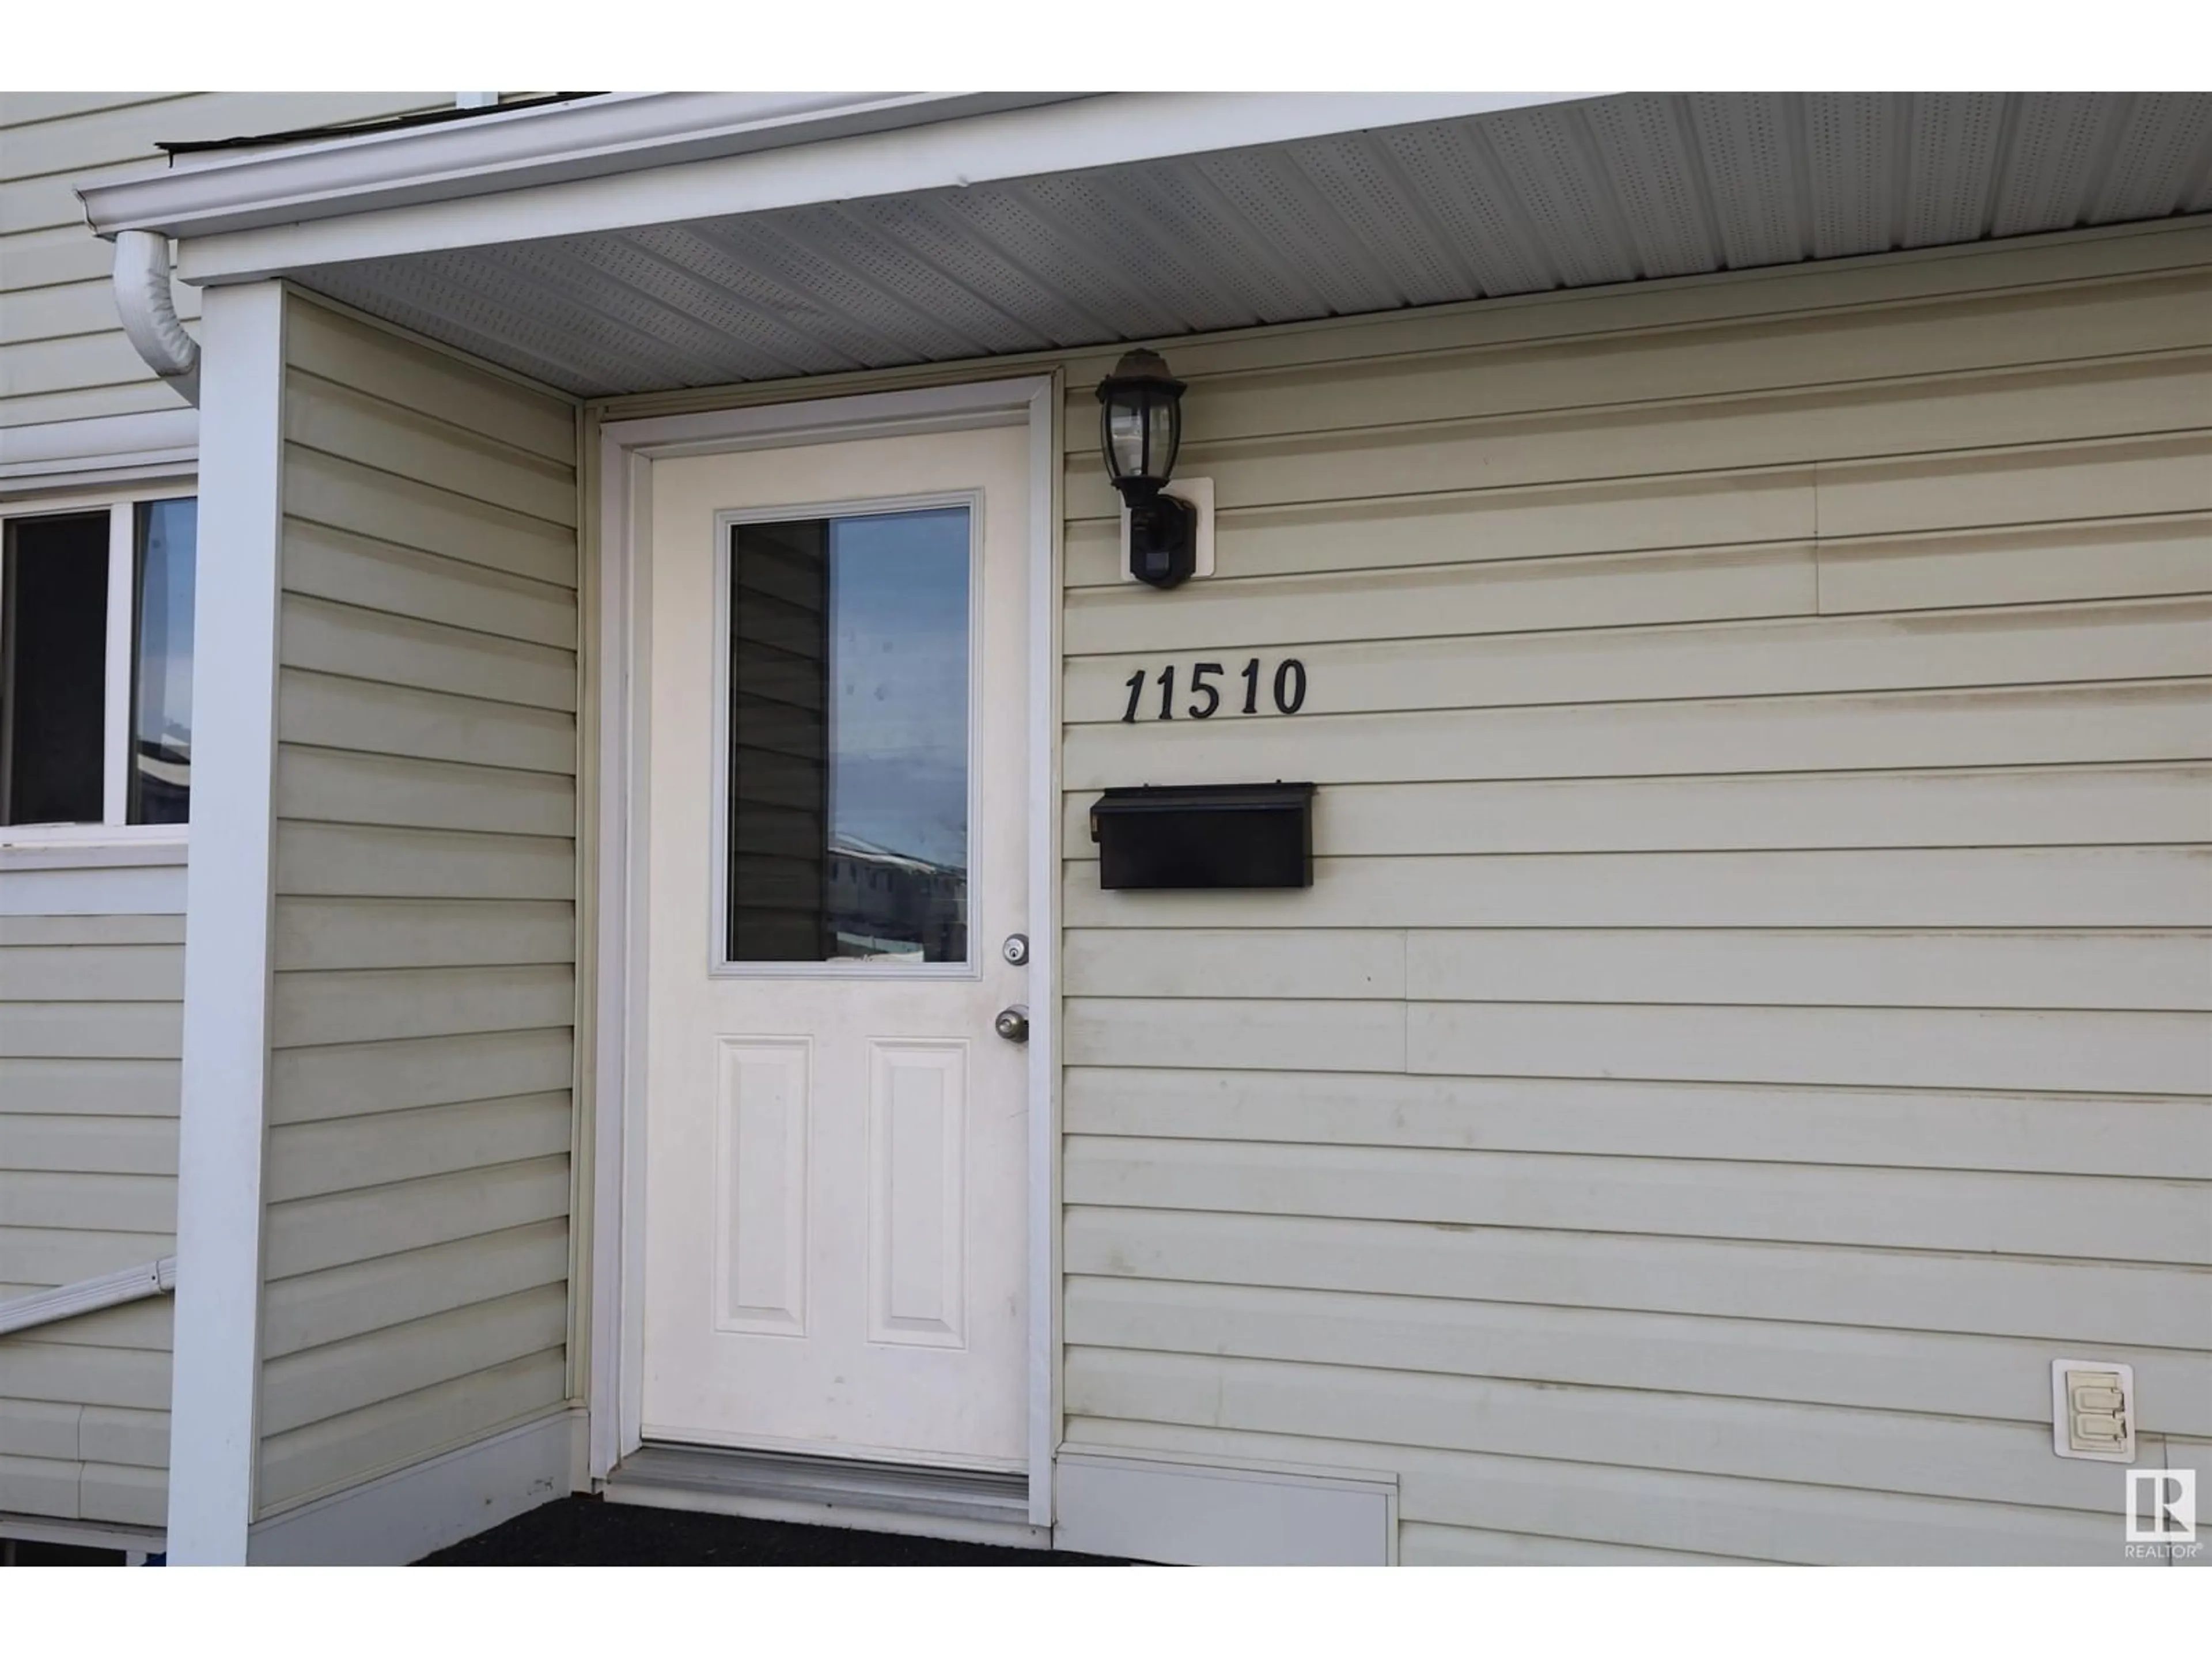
<box><xmin>1095</xmin><ymin>348</ymin><xmax>1184</xmax><ymax>499</ymax></box>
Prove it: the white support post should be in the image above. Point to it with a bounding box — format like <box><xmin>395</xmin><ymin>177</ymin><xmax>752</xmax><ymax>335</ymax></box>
<box><xmin>168</xmin><ymin>280</ymin><xmax>287</xmax><ymax>1565</ymax></box>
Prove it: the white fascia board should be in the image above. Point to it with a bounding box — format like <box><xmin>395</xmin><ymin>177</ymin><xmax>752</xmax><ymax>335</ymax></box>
<box><xmin>81</xmin><ymin>91</ymin><xmax>1088</xmax><ymax>240</ymax></box>
<box><xmin>153</xmin><ymin>91</ymin><xmax>1600</xmax><ymax>285</ymax></box>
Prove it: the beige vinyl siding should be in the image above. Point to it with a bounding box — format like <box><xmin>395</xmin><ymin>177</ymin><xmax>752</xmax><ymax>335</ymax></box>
<box><xmin>0</xmin><ymin>891</ymin><xmax>183</xmax><ymax>1531</ymax></box>
<box><xmin>1047</xmin><ymin>228</ymin><xmax>2212</xmax><ymax>1565</ymax></box>
<box><xmin>0</xmin><ymin>93</ymin><xmax>442</xmax><ymax>469</ymax></box>
<box><xmin>256</xmin><ymin>294</ymin><xmax>578</xmax><ymax>1518</ymax></box>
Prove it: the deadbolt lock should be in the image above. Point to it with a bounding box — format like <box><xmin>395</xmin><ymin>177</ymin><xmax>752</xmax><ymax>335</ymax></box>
<box><xmin>1002</xmin><ymin>933</ymin><xmax>1030</xmax><ymax>966</ymax></box>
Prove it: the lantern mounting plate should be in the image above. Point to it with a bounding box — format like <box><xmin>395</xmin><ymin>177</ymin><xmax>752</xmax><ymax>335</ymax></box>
<box><xmin>1116</xmin><ymin>475</ymin><xmax>1214</xmax><ymax>585</ymax></box>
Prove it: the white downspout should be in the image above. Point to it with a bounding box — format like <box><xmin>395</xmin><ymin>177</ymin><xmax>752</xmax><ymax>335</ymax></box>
<box><xmin>112</xmin><ymin>228</ymin><xmax>201</xmax><ymax>406</ymax></box>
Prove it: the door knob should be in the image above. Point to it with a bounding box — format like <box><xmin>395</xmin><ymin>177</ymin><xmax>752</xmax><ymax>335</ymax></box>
<box><xmin>994</xmin><ymin>1005</ymin><xmax>1030</xmax><ymax>1043</ymax></box>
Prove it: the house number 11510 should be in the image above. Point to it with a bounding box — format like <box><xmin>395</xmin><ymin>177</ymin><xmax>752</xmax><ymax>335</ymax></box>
<box><xmin>1120</xmin><ymin>657</ymin><xmax>1308</xmax><ymax>722</ymax></box>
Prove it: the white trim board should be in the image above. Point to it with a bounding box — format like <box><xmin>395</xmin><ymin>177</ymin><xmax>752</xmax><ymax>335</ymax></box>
<box><xmin>589</xmin><ymin>374</ymin><xmax>1062</xmax><ymax>1530</ymax></box>
<box><xmin>1053</xmin><ymin>1450</ymin><xmax>1399</xmax><ymax>1566</ymax></box>
<box><xmin>0</xmin><ymin>835</ymin><xmax>190</xmax><ymax>922</ymax></box>
<box><xmin>248</xmin><ymin>1410</ymin><xmax>582</xmax><ymax>1565</ymax></box>
<box><xmin>0</xmin><ymin>837</ymin><xmax>187</xmax><ymax>868</ymax></box>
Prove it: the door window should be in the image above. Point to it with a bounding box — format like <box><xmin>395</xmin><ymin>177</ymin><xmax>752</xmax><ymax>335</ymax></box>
<box><xmin>721</xmin><ymin>503</ymin><xmax>972</xmax><ymax>967</ymax></box>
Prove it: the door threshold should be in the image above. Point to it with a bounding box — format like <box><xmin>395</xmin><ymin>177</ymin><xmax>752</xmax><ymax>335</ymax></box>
<box><xmin>605</xmin><ymin>1444</ymin><xmax>1045</xmax><ymax>1550</ymax></box>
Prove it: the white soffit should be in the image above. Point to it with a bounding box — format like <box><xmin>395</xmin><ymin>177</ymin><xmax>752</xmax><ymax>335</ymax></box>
<box><xmin>166</xmin><ymin>93</ymin><xmax>2212</xmax><ymax>397</ymax></box>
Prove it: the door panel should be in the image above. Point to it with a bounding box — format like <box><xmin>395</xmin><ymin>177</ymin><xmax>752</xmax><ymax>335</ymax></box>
<box><xmin>713</xmin><ymin>1036</ymin><xmax>809</xmax><ymax>1336</ymax></box>
<box><xmin>641</xmin><ymin>422</ymin><xmax>1031</xmax><ymax>1469</ymax></box>
<box><xmin>866</xmin><ymin>1037</ymin><xmax>969</xmax><ymax>1347</ymax></box>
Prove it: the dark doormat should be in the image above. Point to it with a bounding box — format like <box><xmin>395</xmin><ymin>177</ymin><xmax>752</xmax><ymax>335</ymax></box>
<box><xmin>417</xmin><ymin>1495</ymin><xmax>1130</xmax><ymax>1566</ymax></box>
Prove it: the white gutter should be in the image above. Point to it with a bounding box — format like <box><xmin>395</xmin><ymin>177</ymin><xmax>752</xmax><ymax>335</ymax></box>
<box><xmin>78</xmin><ymin>91</ymin><xmax>1601</xmax><ymax>287</ymax></box>
<box><xmin>0</xmin><ymin>1256</ymin><xmax>177</xmax><ymax>1338</ymax></box>
<box><xmin>112</xmin><ymin>229</ymin><xmax>200</xmax><ymax>405</ymax></box>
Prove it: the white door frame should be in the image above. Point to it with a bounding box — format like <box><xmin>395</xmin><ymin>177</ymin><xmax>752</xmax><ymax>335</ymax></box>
<box><xmin>589</xmin><ymin>375</ymin><xmax>1062</xmax><ymax>1527</ymax></box>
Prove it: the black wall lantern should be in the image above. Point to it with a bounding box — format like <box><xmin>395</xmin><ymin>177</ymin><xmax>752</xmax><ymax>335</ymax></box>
<box><xmin>1096</xmin><ymin>347</ymin><xmax>1197</xmax><ymax>589</ymax></box>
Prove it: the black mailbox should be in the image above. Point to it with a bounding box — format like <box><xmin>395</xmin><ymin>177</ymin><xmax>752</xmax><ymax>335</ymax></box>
<box><xmin>1089</xmin><ymin>782</ymin><xmax>1317</xmax><ymax>891</ymax></box>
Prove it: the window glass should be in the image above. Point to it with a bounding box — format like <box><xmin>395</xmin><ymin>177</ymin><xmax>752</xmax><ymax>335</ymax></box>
<box><xmin>130</xmin><ymin>498</ymin><xmax>196</xmax><ymax>824</ymax></box>
<box><xmin>0</xmin><ymin>512</ymin><xmax>108</xmax><ymax>825</ymax></box>
<box><xmin>725</xmin><ymin>506</ymin><xmax>970</xmax><ymax>964</ymax></box>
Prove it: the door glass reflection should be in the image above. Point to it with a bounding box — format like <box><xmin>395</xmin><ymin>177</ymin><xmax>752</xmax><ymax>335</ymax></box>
<box><xmin>726</xmin><ymin>506</ymin><xmax>969</xmax><ymax>964</ymax></box>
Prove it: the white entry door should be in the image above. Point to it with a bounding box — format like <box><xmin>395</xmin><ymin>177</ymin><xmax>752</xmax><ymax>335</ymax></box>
<box><xmin>639</xmin><ymin>419</ymin><xmax>1033</xmax><ymax>1469</ymax></box>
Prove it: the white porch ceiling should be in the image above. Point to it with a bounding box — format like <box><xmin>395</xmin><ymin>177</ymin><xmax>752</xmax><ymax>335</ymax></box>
<box><xmin>290</xmin><ymin>92</ymin><xmax>2212</xmax><ymax>399</ymax></box>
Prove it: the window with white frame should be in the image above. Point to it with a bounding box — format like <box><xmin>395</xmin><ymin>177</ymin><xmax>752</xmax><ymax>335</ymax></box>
<box><xmin>0</xmin><ymin>493</ymin><xmax>197</xmax><ymax>833</ymax></box>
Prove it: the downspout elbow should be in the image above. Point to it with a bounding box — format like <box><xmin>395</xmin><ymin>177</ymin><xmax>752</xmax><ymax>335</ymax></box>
<box><xmin>113</xmin><ymin>228</ymin><xmax>201</xmax><ymax>406</ymax></box>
